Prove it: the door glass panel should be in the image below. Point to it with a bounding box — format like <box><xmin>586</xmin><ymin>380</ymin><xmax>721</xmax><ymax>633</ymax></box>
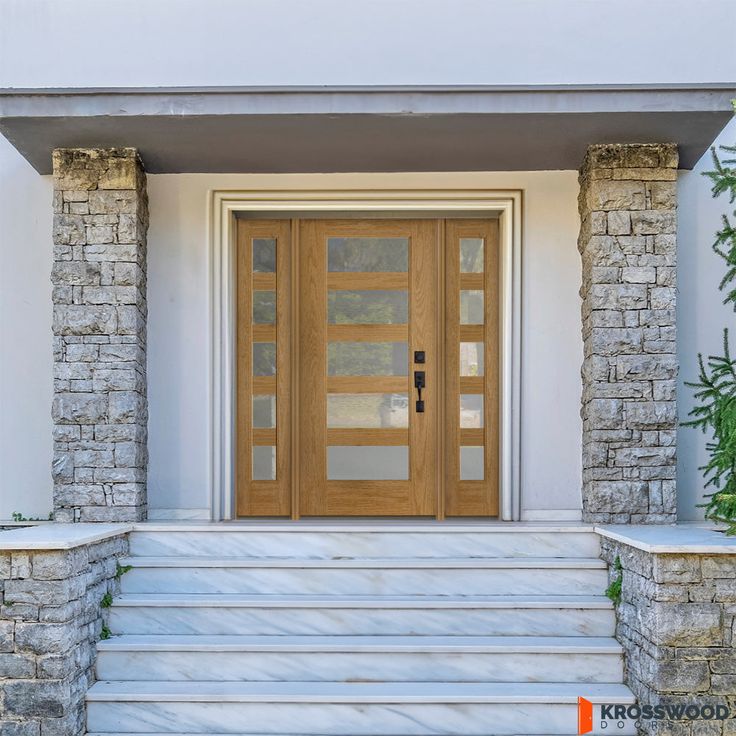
<box><xmin>460</xmin><ymin>446</ymin><xmax>484</xmax><ymax>480</ymax></box>
<box><xmin>252</xmin><ymin>238</ymin><xmax>276</xmax><ymax>272</ymax></box>
<box><xmin>253</xmin><ymin>291</ymin><xmax>276</xmax><ymax>324</ymax></box>
<box><xmin>460</xmin><ymin>238</ymin><xmax>484</xmax><ymax>273</ymax></box>
<box><xmin>460</xmin><ymin>290</ymin><xmax>484</xmax><ymax>324</ymax></box>
<box><xmin>460</xmin><ymin>342</ymin><xmax>484</xmax><ymax>376</ymax></box>
<box><xmin>253</xmin><ymin>445</ymin><xmax>276</xmax><ymax>480</ymax></box>
<box><xmin>327</xmin><ymin>238</ymin><xmax>409</xmax><ymax>272</ymax></box>
<box><xmin>328</xmin><ymin>342</ymin><xmax>409</xmax><ymax>376</ymax></box>
<box><xmin>253</xmin><ymin>342</ymin><xmax>276</xmax><ymax>376</ymax></box>
<box><xmin>460</xmin><ymin>394</ymin><xmax>484</xmax><ymax>428</ymax></box>
<box><xmin>327</xmin><ymin>446</ymin><xmax>409</xmax><ymax>480</ymax></box>
<box><xmin>253</xmin><ymin>395</ymin><xmax>276</xmax><ymax>428</ymax></box>
<box><xmin>327</xmin><ymin>394</ymin><xmax>409</xmax><ymax>428</ymax></box>
<box><xmin>328</xmin><ymin>291</ymin><xmax>408</xmax><ymax>324</ymax></box>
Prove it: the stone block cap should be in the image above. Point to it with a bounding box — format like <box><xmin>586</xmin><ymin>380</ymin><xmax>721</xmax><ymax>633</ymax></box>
<box><xmin>580</xmin><ymin>143</ymin><xmax>679</xmax><ymax>174</ymax></box>
<box><xmin>0</xmin><ymin>522</ymin><xmax>132</xmax><ymax>550</ymax></box>
<box><xmin>596</xmin><ymin>524</ymin><xmax>736</xmax><ymax>554</ymax></box>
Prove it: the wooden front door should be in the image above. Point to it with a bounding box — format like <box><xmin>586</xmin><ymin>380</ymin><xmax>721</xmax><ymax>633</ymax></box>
<box><xmin>236</xmin><ymin>217</ymin><xmax>499</xmax><ymax>517</ymax></box>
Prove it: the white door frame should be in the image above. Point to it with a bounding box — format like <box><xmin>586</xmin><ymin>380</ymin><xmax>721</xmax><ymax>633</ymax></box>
<box><xmin>210</xmin><ymin>188</ymin><xmax>522</xmax><ymax>520</ymax></box>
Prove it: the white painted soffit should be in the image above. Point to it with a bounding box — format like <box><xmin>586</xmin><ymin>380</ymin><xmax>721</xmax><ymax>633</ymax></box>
<box><xmin>0</xmin><ymin>85</ymin><xmax>734</xmax><ymax>173</ymax></box>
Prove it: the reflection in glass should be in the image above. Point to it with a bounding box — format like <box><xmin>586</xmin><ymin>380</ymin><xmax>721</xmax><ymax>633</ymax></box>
<box><xmin>460</xmin><ymin>446</ymin><xmax>484</xmax><ymax>481</ymax></box>
<box><xmin>253</xmin><ymin>291</ymin><xmax>276</xmax><ymax>324</ymax></box>
<box><xmin>252</xmin><ymin>445</ymin><xmax>276</xmax><ymax>480</ymax></box>
<box><xmin>252</xmin><ymin>238</ymin><xmax>276</xmax><ymax>272</ymax></box>
<box><xmin>460</xmin><ymin>290</ymin><xmax>484</xmax><ymax>324</ymax></box>
<box><xmin>460</xmin><ymin>342</ymin><xmax>484</xmax><ymax>376</ymax></box>
<box><xmin>327</xmin><ymin>238</ymin><xmax>408</xmax><ymax>272</ymax></box>
<box><xmin>460</xmin><ymin>394</ymin><xmax>484</xmax><ymax>428</ymax></box>
<box><xmin>328</xmin><ymin>291</ymin><xmax>408</xmax><ymax>324</ymax></box>
<box><xmin>460</xmin><ymin>238</ymin><xmax>484</xmax><ymax>273</ymax></box>
<box><xmin>253</xmin><ymin>343</ymin><xmax>276</xmax><ymax>376</ymax></box>
<box><xmin>327</xmin><ymin>446</ymin><xmax>409</xmax><ymax>480</ymax></box>
<box><xmin>327</xmin><ymin>394</ymin><xmax>409</xmax><ymax>428</ymax></box>
<box><xmin>328</xmin><ymin>342</ymin><xmax>409</xmax><ymax>376</ymax></box>
<box><xmin>253</xmin><ymin>395</ymin><xmax>276</xmax><ymax>428</ymax></box>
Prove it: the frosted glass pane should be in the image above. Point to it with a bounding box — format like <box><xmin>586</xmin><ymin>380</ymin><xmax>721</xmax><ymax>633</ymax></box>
<box><xmin>253</xmin><ymin>446</ymin><xmax>276</xmax><ymax>480</ymax></box>
<box><xmin>253</xmin><ymin>238</ymin><xmax>276</xmax><ymax>272</ymax></box>
<box><xmin>460</xmin><ymin>446</ymin><xmax>484</xmax><ymax>481</ymax></box>
<box><xmin>253</xmin><ymin>343</ymin><xmax>276</xmax><ymax>376</ymax></box>
<box><xmin>253</xmin><ymin>291</ymin><xmax>276</xmax><ymax>324</ymax></box>
<box><xmin>328</xmin><ymin>291</ymin><xmax>408</xmax><ymax>324</ymax></box>
<box><xmin>253</xmin><ymin>395</ymin><xmax>276</xmax><ymax>428</ymax></box>
<box><xmin>328</xmin><ymin>342</ymin><xmax>409</xmax><ymax>376</ymax></box>
<box><xmin>460</xmin><ymin>394</ymin><xmax>484</xmax><ymax>428</ymax></box>
<box><xmin>328</xmin><ymin>446</ymin><xmax>409</xmax><ymax>480</ymax></box>
<box><xmin>460</xmin><ymin>291</ymin><xmax>484</xmax><ymax>324</ymax></box>
<box><xmin>327</xmin><ymin>394</ymin><xmax>409</xmax><ymax>428</ymax></box>
<box><xmin>328</xmin><ymin>238</ymin><xmax>408</xmax><ymax>272</ymax></box>
<box><xmin>460</xmin><ymin>342</ymin><xmax>484</xmax><ymax>376</ymax></box>
<box><xmin>460</xmin><ymin>238</ymin><xmax>484</xmax><ymax>273</ymax></box>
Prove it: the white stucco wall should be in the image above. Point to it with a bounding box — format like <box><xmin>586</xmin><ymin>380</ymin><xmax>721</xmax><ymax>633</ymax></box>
<box><xmin>0</xmin><ymin>135</ymin><xmax>53</xmax><ymax>519</ymax></box>
<box><xmin>677</xmin><ymin>117</ymin><xmax>736</xmax><ymax>520</ymax></box>
<box><xmin>1</xmin><ymin>0</ymin><xmax>735</xmax><ymax>88</ymax></box>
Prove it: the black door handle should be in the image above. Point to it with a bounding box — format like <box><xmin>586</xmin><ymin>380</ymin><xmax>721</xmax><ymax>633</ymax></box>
<box><xmin>414</xmin><ymin>370</ymin><xmax>426</xmax><ymax>412</ymax></box>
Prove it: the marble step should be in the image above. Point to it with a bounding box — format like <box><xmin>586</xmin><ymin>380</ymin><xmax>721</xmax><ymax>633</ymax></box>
<box><xmin>119</xmin><ymin>557</ymin><xmax>608</xmax><ymax>596</ymax></box>
<box><xmin>96</xmin><ymin>634</ymin><xmax>623</xmax><ymax>683</ymax></box>
<box><xmin>110</xmin><ymin>593</ymin><xmax>615</xmax><ymax>637</ymax></box>
<box><xmin>128</xmin><ymin>525</ymin><xmax>600</xmax><ymax>560</ymax></box>
<box><xmin>86</xmin><ymin>681</ymin><xmax>637</xmax><ymax>735</ymax></box>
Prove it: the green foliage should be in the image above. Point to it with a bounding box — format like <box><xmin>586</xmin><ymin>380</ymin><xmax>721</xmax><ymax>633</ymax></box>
<box><xmin>685</xmin><ymin>142</ymin><xmax>736</xmax><ymax>534</ymax></box>
<box><xmin>115</xmin><ymin>563</ymin><xmax>133</xmax><ymax>579</ymax></box>
<box><xmin>100</xmin><ymin>624</ymin><xmax>112</xmax><ymax>640</ymax></box>
<box><xmin>605</xmin><ymin>556</ymin><xmax>623</xmax><ymax>605</ymax></box>
<box><xmin>100</xmin><ymin>592</ymin><xmax>113</xmax><ymax>609</ymax></box>
<box><xmin>10</xmin><ymin>512</ymin><xmax>51</xmax><ymax>522</ymax></box>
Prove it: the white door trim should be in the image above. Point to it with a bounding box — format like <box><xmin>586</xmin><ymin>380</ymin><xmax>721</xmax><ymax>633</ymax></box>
<box><xmin>210</xmin><ymin>189</ymin><xmax>522</xmax><ymax>521</ymax></box>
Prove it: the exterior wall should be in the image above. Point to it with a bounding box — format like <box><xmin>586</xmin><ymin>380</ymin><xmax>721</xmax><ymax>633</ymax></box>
<box><xmin>0</xmin><ymin>533</ymin><xmax>129</xmax><ymax>735</ymax></box>
<box><xmin>600</xmin><ymin>538</ymin><xmax>736</xmax><ymax>734</ymax></box>
<box><xmin>1</xmin><ymin>0</ymin><xmax>734</xmax><ymax>88</ymax></box>
<box><xmin>1</xmin><ymin>121</ymin><xmax>735</xmax><ymax>519</ymax></box>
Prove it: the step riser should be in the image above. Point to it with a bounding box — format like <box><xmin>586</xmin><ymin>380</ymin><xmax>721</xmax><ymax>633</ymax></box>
<box><xmin>86</xmin><ymin>701</ymin><xmax>637</xmax><ymax>735</ymax></box>
<box><xmin>96</xmin><ymin>649</ymin><xmax>623</xmax><ymax>684</ymax></box>
<box><xmin>120</xmin><ymin>567</ymin><xmax>608</xmax><ymax>596</ymax></box>
<box><xmin>128</xmin><ymin>530</ymin><xmax>600</xmax><ymax>560</ymax></box>
<box><xmin>109</xmin><ymin>606</ymin><xmax>615</xmax><ymax>637</ymax></box>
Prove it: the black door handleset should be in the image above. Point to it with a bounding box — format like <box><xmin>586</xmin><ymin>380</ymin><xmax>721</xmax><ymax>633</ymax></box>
<box><xmin>414</xmin><ymin>348</ymin><xmax>426</xmax><ymax>412</ymax></box>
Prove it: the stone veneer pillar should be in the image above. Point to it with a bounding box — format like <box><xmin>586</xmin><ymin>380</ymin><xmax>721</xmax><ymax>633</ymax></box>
<box><xmin>578</xmin><ymin>143</ymin><xmax>678</xmax><ymax>523</ymax></box>
<box><xmin>51</xmin><ymin>148</ymin><xmax>148</xmax><ymax>522</ymax></box>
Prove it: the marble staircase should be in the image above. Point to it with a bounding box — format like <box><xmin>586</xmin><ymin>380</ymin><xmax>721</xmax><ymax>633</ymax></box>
<box><xmin>86</xmin><ymin>523</ymin><xmax>635</xmax><ymax>735</ymax></box>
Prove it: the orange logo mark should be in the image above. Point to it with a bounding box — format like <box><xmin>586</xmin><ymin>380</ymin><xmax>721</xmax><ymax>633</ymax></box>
<box><xmin>578</xmin><ymin>696</ymin><xmax>593</xmax><ymax>734</ymax></box>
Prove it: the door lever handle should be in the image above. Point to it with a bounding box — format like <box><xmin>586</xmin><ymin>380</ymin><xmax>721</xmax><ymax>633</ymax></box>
<box><xmin>414</xmin><ymin>371</ymin><xmax>426</xmax><ymax>412</ymax></box>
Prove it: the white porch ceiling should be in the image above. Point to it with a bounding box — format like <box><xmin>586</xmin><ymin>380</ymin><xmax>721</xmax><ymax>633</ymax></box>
<box><xmin>0</xmin><ymin>85</ymin><xmax>733</xmax><ymax>173</ymax></box>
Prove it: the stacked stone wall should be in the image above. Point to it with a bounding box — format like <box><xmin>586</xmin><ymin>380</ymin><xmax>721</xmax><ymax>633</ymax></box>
<box><xmin>0</xmin><ymin>534</ymin><xmax>129</xmax><ymax>735</ymax></box>
<box><xmin>579</xmin><ymin>143</ymin><xmax>679</xmax><ymax>523</ymax></box>
<box><xmin>51</xmin><ymin>149</ymin><xmax>148</xmax><ymax>522</ymax></box>
<box><xmin>601</xmin><ymin>539</ymin><xmax>736</xmax><ymax>734</ymax></box>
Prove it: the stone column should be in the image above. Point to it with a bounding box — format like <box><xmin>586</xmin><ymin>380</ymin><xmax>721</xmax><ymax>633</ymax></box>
<box><xmin>51</xmin><ymin>149</ymin><xmax>148</xmax><ymax>522</ymax></box>
<box><xmin>578</xmin><ymin>143</ymin><xmax>678</xmax><ymax>523</ymax></box>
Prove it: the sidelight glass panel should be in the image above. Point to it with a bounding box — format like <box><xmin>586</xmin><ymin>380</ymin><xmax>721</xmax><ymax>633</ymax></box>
<box><xmin>327</xmin><ymin>393</ymin><xmax>409</xmax><ymax>428</ymax></box>
<box><xmin>252</xmin><ymin>445</ymin><xmax>276</xmax><ymax>480</ymax></box>
<box><xmin>253</xmin><ymin>342</ymin><xmax>276</xmax><ymax>376</ymax></box>
<box><xmin>460</xmin><ymin>290</ymin><xmax>484</xmax><ymax>324</ymax></box>
<box><xmin>460</xmin><ymin>394</ymin><xmax>484</xmax><ymax>428</ymax></box>
<box><xmin>328</xmin><ymin>290</ymin><xmax>408</xmax><ymax>324</ymax></box>
<box><xmin>460</xmin><ymin>238</ymin><xmax>484</xmax><ymax>273</ymax></box>
<box><xmin>328</xmin><ymin>342</ymin><xmax>409</xmax><ymax>376</ymax></box>
<box><xmin>252</xmin><ymin>238</ymin><xmax>276</xmax><ymax>272</ymax></box>
<box><xmin>253</xmin><ymin>291</ymin><xmax>276</xmax><ymax>324</ymax></box>
<box><xmin>460</xmin><ymin>342</ymin><xmax>484</xmax><ymax>376</ymax></box>
<box><xmin>327</xmin><ymin>238</ymin><xmax>409</xmax><ymax>272</ymax></box>
<box><xmin>327</xmin><ymin>446</ymin><xmax>409</xmax><ymax>480</ymax></box>
<box><xmin>460</xmin><ymin>446</ymin><xmax>484</xmax><ymax>481</ymax></box>
<box><xmin>252</xmin><ymin>395</ymin><xmax>276</xmax><ymax>428</ymax></box>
